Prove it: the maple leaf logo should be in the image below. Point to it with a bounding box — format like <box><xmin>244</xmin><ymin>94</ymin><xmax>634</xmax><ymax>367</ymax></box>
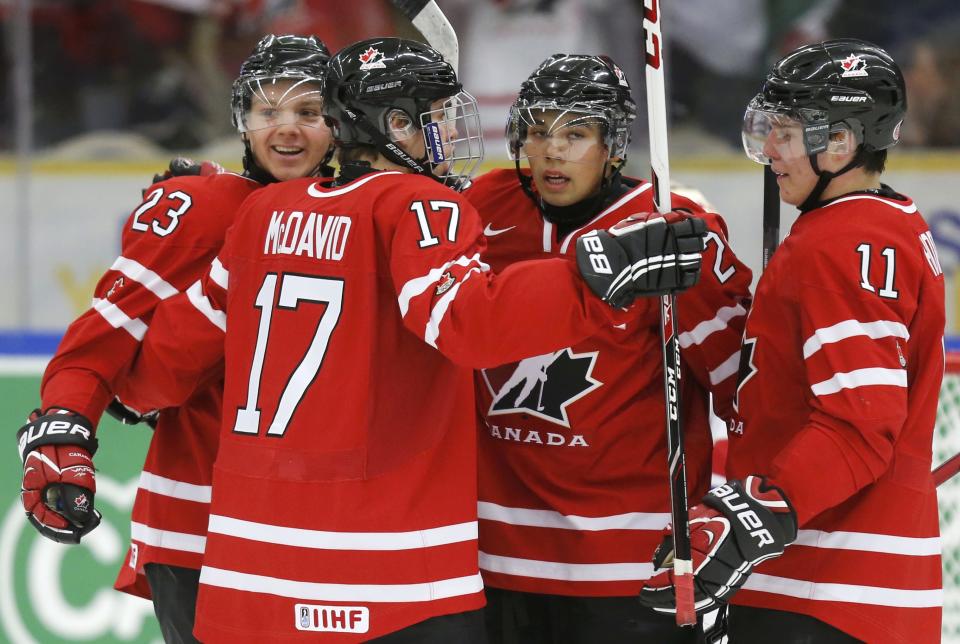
<box><xmin>359</xmin><ymin>47</ymin><xmax>380</xmax><ymax>65</ymax></box>
<box><xmin>482</xmin><ymin>349</ymin><xmax>602</xmax><ymax>428</ymax></box>
<box><xmin>839</xmin><ymin>54</ymin><xmax>867</xmax><ymax>77</ymax></box>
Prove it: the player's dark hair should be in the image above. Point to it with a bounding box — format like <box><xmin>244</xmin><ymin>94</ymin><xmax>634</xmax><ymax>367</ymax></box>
<box><xmin>337</xmin><ymin>144</ymin><xmax>378</xmax><ymax>166</ymax></box>
<box><xmin>861</xmin><ymin>149</ymin><xmax>887</xmax><ymax>174</ymax></box>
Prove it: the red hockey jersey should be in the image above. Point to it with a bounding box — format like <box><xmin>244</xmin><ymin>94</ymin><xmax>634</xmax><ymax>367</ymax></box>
<box><xmin>40</xmin><ymin>172</ymin><xmax>259</xmax><ymax>598</ymax></box>
<box><xmin>117</xmin><ymin>169</ymin><xmax>632</xmax><ymax>641</ymax></box>
<box><xmin>466</xmin><ymin>169</ymin><xmax>753</xmax><ymax>596</ymax></box>
<box><xmin>726</xmin><ymin>191</ymin><xmax>945</xmax><ymax>643</ymax></box>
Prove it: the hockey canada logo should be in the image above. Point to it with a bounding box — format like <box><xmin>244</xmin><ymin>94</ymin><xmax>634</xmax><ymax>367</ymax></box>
<box><xmin>435</xmin><ymin>271</ymin><xmax>456</xmax><ymax>295</ymax></box>
<box><xmin>612</xmin><ymin>64</ymin><xmax>629</xmax><ymax>87</ymax></box>
<box><xmin>73</xmin><ymin>492</ymin><xmax>90</xmax><ymax>513</ymax></box>
<box><xmin>733</xmin><ymin>336</ymin><xmax>759</xmax><ymax>414</ymax></box>
<box><xmin>106</xmin><ymin>276</ymin><xmax>125</xmax><ymax>299</ymax></box>
<box><xmin>481</xmin><ymin>349</ymin><xmax>602</xmax><ymax>427</ymax></box>
<box><xmin>359</xmin><ymin>47</ymin><xmax>386</xmax><ymax>70</ymax></box>
<box><xmin>840</xmin><ymin>54</ymin><xmax>868</xmax><ymax>78</ymax></box>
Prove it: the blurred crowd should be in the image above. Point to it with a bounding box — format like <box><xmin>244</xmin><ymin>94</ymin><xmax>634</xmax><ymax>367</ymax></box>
<box><xmin>1</xmin><ymin>0</ymin><xmax>959</xmax><ymax>154</ymax></box>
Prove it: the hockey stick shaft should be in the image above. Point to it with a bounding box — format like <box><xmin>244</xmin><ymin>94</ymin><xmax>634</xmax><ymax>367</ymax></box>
<box><xmin>762</xmin><ymin>165</ymin><xmax>780</xmax><ymax>269</ymax></box>
<box><xmin>390</xmin><ymin>0</ymin><xmax>459</xmax><ymax>72</ymax></box>
<box><xmin>934</xmin><ymin>451</ymin><xmax>960</xmax><ymax>487</ymax></box>
<box><xmin>643</xmin><ymin>0</ymin><xmax>696</xmax><ymax>626</ymax></box>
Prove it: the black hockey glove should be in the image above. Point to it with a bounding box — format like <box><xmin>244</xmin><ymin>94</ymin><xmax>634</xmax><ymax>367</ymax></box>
<box><xmin>105</xmin><ymin>397</ymin><xmax>159</xmax><ymax>429</ymax></box>
<box><xmin>639</xmin><ymin>476</ymin><xmax>797</xmax><ymax>614</ymax></box>
<box><xmin>17</xmin><ymin>409</ymin><xmax>102</xmax><ymax>544</ymax></box>
<box><xmin>145</xmin><ymin>157</ymin><xmax>224</xmax><ymax>194</ymax></box>
<box><xmin>576</xmin><ymin>211</ymin><xmax>706</xmax><ymax>308</ymax></box>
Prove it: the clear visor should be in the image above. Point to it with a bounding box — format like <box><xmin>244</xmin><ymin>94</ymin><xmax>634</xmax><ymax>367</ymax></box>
<box><xmin>742</xmin><ymin>97</ymin><xmax>852</xmax><ymax>165</ymax></box>
<box><xmin>418</xmin><ymin>91</ymin><xmax>484</xmax><ymax>190</ymax></box>
<box><xmin>236</xmin><ymin>75</ymin><xmax>325</xmax><ymax>133</ymax></box>
<box><xmin>508</xmin><ymin>105</ymin><xmax>612</xmax><ymax>164</ymax></box>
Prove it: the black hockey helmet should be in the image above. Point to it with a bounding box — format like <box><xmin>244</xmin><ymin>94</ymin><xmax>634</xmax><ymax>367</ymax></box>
<box><xmin>743</xmin><ymin>39</ymin><xmax>906</xmax><ymax>163</ymax></box>
<box><xmin>742</xmin><ymin>39</ymin><xmax>906</xmax><ymax>210</ymax></box>
<box><xmin>324</xmin><ymin>37</ymin><xmax>483</xmax><ymax>189</ymax></box>
<box><xmin>231</xmin><ymin>34</ymin><xmax>333</xmax><ymax>182</ymax></box>
<box><xmin>507</xmin><ymin>53</ymin><xmax>638</xmax><ymax>161</ymax></box>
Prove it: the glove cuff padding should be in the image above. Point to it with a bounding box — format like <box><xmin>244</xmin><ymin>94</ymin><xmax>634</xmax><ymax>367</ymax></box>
<box><xmin>702</xmin><ymin>476</ymin><xmax>798</xmax><ymax>564</ymax></box>
<box><xmin>576</xmin><ymin>229</ymin><xmax>635</xmax><ymax>308</ymax></box>
<box><xmin>105</xmin><ymin>397</ymin><xmax>159</xmax><ymax>428</ymax></box>
<box><xmin>17</xmin><ymin>411</ymin><xmax>98</xmax><ymax>462</ymax></box>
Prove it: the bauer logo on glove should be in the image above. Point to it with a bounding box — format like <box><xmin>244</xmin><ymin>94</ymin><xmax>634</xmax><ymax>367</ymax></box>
<box><xmin>576</xmin><ymin>210</ymin><xmax>707</xmax><ymax>307</ymax></box>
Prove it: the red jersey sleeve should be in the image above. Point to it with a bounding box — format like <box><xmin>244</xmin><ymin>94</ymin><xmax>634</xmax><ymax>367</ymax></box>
<box><xmin>41</xmin><ymin>173</ymin><xmax>257</xmax><ymax>424</ymax></box>
<box><xmin>675</xmin><ymin>210</ymin><xmax>753</xmax><ymax>422</ymax></box>
<box><xmin>387</xmin><ymin>181</ymin><xmax>630</xmax><ymax>368</ymax></box>
<box><xmin>767</xmin><ymin>220</ymin><xmax>932</xmax><ymax>524</ymax></box>
<box><xmin>117</xmin><ymin>252</ymin><xmax>230</xmax><ymax>413</ymax></box>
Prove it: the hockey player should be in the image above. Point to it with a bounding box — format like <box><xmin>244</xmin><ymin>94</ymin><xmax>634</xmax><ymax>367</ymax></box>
<box><xmin>95</xmin><ymin>37</ymin><xmax>709</xmax><ymax>642</ymax></box>
<box><xmin>467</xmin><ymin>54</ymin><xmax>752</xmax><ymax>643</ymax></box>
<box><xmin>639</xmin><ymin>39</ymin><xmax>945</xmax><ymax>644</ymax></box>
<box><xmin>15</xmin><ymin>34</ymin><xmax>334</xmax><ymax>642</ymax></box>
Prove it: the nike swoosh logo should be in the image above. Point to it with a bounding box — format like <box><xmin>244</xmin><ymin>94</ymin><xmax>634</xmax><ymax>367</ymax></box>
<box><xmin>484</xmin><ymin>224</ymin><xmax>516</xmax><ymax>237</ymax></box>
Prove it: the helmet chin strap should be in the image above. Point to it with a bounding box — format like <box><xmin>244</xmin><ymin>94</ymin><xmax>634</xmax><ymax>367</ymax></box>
<box><xmin>797</xmin><ymin>147</ymin><xmax>866</xmax><ymax>212</ymax></box>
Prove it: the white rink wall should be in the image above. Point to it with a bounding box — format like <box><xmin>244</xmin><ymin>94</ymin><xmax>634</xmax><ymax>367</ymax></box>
<box><xmin>2</xmin><ymin>153</ymin><xmax>959</xmax><ymax>332</ymax></box>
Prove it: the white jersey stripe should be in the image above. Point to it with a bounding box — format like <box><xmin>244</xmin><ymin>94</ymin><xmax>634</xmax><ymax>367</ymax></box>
<box><xmin>199</xmin><ymin>566</ymin><xmax>484</xmax><ymax>603</ymax></box>
<box><xmin>424</xmin><ymin>267</ymin><xmax>483</xmax><ymax>348</ymax></box>
<box><xmin>396</xmin><ymin>253</ymin><xmax>487</xmax><ymax>318</ymax></box>
<box><xmin>824</xmin><ymin>194</ymin><xmax>917</xmax><ymax>214</ymax></box>
<box><xmin>811</xmin><ymin>367</ymin><xmax>907</xmax><ymax>396</ymax></box>
<box><xmin>794</xmin><ymin>529</ymin><xmax>941</xmax><ymax>556</ymax></box>
<box><xmin>478</xmin><ymin>501</ymin><xmax>669</xmax><ymax>531</ymax></box>
<box><xmin>709</xmin><ymin>350</ymin><xmax>741</xmax><ymax>385</ymax></box>
<box><xmin>207</xmin><ymin>515</ymin><xmax>477</xmax><ymax>550</ymax></box>
<box><xmin>479</xmin><ymin>552</ymin><xmax>654</xmax><ymax>582</ymax></box>
<box><xmin>306</xmin><ymin>171</ymin><xmax>402</xmax><ymax>198</ymax></box>
<box><xmin>111</xmin><ymin>256</ymin><xmax>178</xmax><ymax>300</ymax></box>
<box><xmin>131</xmin><ymin>521</ymin><xmax>206</xmax><ymax>554</ymax></box>
<box><xmin>92</xmin><ymin>298</ymin><xmax>148</xmax><ymax>341</ymax></box>
<box><xmin>209</xmin><ymin>257</ymin><xmax>229</xmax><ymax>290</ymax></box>
<box><xmin>803</xmin><ymin>319</ymin><xmax>910</xmax><ymax>359</ymax></box>
<box><xmin>679</xmin><ymin>304</ymin><xmax>747</xmax><ymax>349</ymax></box>
<box><xmin>139</xmin><ymin>471</ymin><xmax>212</xmax><ymax>503</ymax></box>
<box><xmin>743</xmin><ymin>573</ymin><xmax>942</xmax><ymax>608</ymax></box>
<box><xmin>186</xmin><ymin>281</ymin><xmax>226</xmax><ymax>332</ymax></box>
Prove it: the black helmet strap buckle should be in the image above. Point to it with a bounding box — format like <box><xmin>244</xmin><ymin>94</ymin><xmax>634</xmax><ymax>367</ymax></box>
<box><xmin>799</xmin><ymin>146</ymin><xmax>866</xmax><ymax>212</ymax></box>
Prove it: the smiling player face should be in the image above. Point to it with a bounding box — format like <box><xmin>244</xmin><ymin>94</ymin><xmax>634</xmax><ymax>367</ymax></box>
<box><xmin>243</xmin><ymin>78</ymin><xmax>334</xmax><ymax>181</ymax></box>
